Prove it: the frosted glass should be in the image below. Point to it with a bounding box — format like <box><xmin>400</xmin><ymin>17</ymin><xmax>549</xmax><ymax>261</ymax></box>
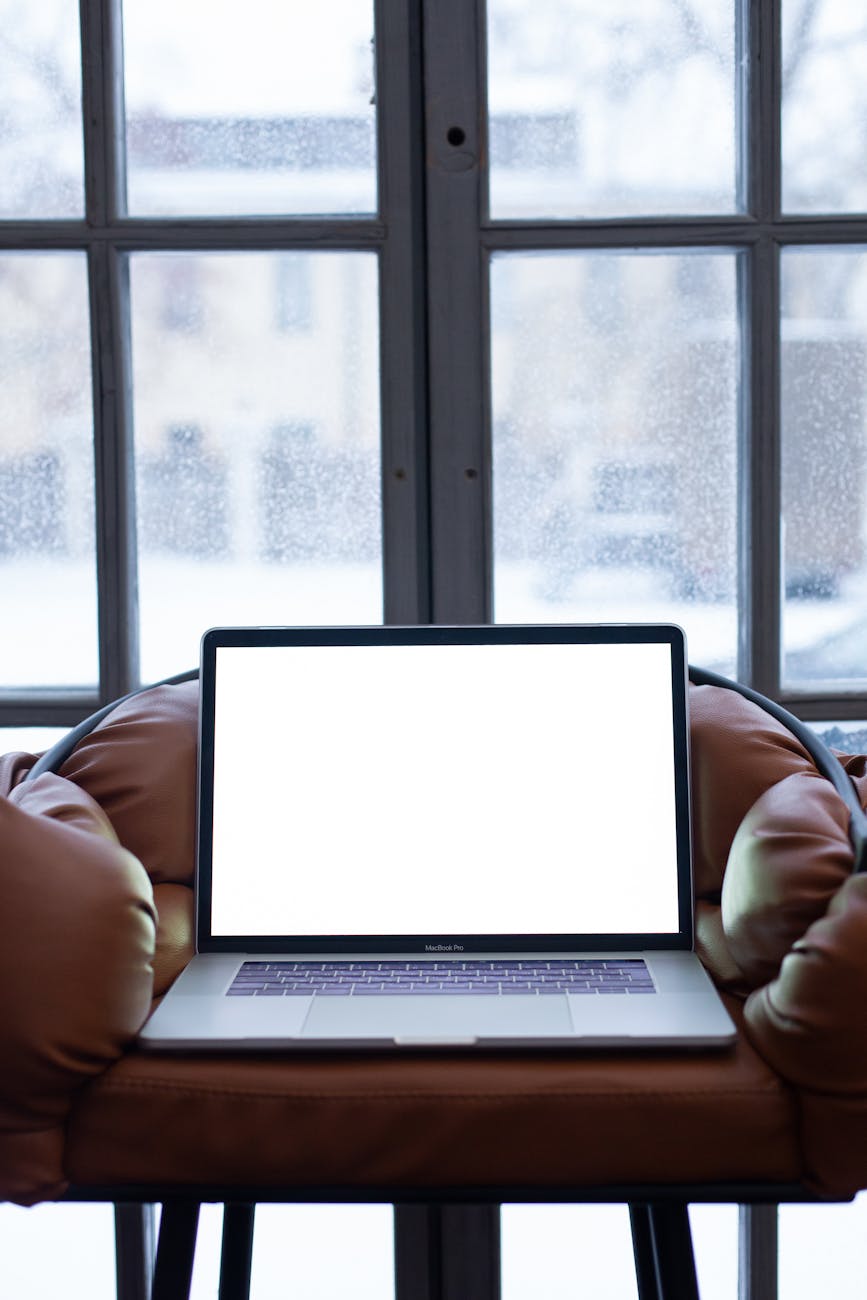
<box><xmin>0</xmin><ymin>254</ymin><xmax>97</xmax><ymax>688</ymax></box>
<box><xmin>123</xmin><ymin>0</ymin><xmax>376</xmax><ymax>216</ymax></box>
<box><xmin>689</xmin><ymin>1205</ymin><xmax>738</xmax><ymax>1300</ymax></box>
<box><xmin>780</xmin><ymin>1195</ymin><xmax>867</xmax><ymax>1298</ymax></box>
<box><xmin>487</xmin><ymin>0</ymin><xmax>737</xmax><ymax>218</ymax></box>
<box><xmin>814</xmin><ymin>722</ymin><xmax>867</xmax><ymax>755</ymax></box>
<box><xmin>503</xmin><ymin>1204</ymin><xmax>737</xmax><ymax>1300</ymax></box>
<box><xmin>0</xmin><ymin>727</ymin><xmax>67</xmax><ymax>757</ymax></box>
<box><xmin>0</xmin><ymin>1204</ymin><xmax>115</xmax><ymax>1300</ymax></box>
<box><xmin>783</xmin><ymin>0</ymin><xmax>867</xmax><ymax>213</ymax></box>
<box><xmin>130</xmin><ymin>251</ymin><xmax>381</xmax><ymax>679</ymax></box>
<box><xmin>163</xmin><ymin>1202</ymin><xmax>395</xmax><ymax>1300</ymax></box>
<box><xmin>491</xmin><ymin>250</ymin><xmax>738</xmax><ymax>675</ymax></box>
<box><xmin>0</xmin><ymin>1</ymin><xmax>84</xmax><ymax>217</ymax></box>
<box><xmin>502</xmin><ymin>1205</ymin><xmax>638</xmax><ymax>1300</ymax></box>
<box><xmin>781</xmin><ymin>249</ymin><xmax>867</xmax><ymax>686</ymax></box>
<box><xmin>249</xmin><ymin>1205</ymin><xmax>394</xmax><ymax>1300</ymax></box>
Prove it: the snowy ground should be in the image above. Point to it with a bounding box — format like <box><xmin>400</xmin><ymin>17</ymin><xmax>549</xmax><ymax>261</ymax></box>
<box><xmin>4</xmin><ymin>553</ymin><xmax>867</xmax><ymax>690</ymax></box>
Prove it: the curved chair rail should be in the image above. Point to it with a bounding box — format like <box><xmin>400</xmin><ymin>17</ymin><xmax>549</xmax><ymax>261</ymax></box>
<box><xmin>23</xmin><ymin>668</ymin><xmax>199</xmax><ymax>785</ymax></box>
<box><xmin>688</xmin><ymin>665</ymin><xmax>867</xmax><ymax>874</ymax></box>
<box><xmin>25</xmin><ymin>661</ymin><xmax>866</xmax><ymax>870</ymax></box>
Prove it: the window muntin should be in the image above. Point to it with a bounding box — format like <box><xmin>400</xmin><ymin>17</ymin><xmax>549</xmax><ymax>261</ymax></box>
<box><xmin>491</xmin><ymin>249</ymin><xmax>739</xmax><ymax>675</ymax></box>
<box><xmin>130</xmin><ymin>252</ymin><xmax>382</xmax><ymax>680</ymax></box>
<box><xmin>122</xmin><ymin>0</ymin><xmax>377</xmax><ymax>217</ymax></box>
<box><xmin>0</xmin><ymin>253</ymin><xmax>97</xmax><ymax>688</ymax></box>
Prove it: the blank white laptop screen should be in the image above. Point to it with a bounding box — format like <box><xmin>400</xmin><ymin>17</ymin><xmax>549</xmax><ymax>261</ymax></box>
<box><xmin>207</xmin><ymin>638</ymin><xmax>682</xmax><ymax>940</ymax></box>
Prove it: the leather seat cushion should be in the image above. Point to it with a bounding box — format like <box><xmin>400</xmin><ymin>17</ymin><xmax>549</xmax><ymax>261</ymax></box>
<box><xmin>65</xmin><ymin>998</ymin><xmax>801</xmax><ymax>1194</ymax></box>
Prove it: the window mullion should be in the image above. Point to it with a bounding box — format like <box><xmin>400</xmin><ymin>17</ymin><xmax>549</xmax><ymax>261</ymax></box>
<box><xmin>80</xmin><ymin>0</ymin><xmax>139</xmax><ymax>698</ymax></box>
<box><xmin>376</xmin><ymin>0</ymin><xmax>432</xmax><ymax>625</ymax></box>
<box><xmin>422</xmin><ymin>0</ymin><xmax>489</xmax><ymax>624</ymax></box>
<box><xmin>89</xmin><ymin>245</ymin><xmax>139</xmax><ymax>698</ymax></box>
<box><xmin>740</xmin><ymin>0</ymin><xmax>783</xmax><ymax>694</ymax></box>
<box><xmin>80</xmin><ymin>0</ymin><xmax>126</xmax><ymax>225</ymax></box>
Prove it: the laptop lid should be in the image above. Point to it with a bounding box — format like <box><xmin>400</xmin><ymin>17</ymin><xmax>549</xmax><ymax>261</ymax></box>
<box><xmin>195</xmin><ymin>624</ymin><xmax>693</xmax><ymax>956</ymax></box>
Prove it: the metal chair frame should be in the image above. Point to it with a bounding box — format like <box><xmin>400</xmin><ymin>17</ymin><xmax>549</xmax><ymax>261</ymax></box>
<box><xmin>80</xmin><ymin>1185</ymin><xmax>805</xmax><ymax>1300</ymax></box>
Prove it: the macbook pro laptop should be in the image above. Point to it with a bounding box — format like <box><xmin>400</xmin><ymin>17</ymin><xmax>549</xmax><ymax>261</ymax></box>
<box><xmin>139</xmin><ymin>623</ymin><xmax>736</xmax><ymax>1051</ymax></box>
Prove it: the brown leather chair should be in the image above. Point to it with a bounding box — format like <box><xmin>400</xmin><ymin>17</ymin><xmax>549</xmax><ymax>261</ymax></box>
<box><xmin>3</xmin><ymin>669</ymin><xmax>867</xmax><ymax>1299</ymax></box>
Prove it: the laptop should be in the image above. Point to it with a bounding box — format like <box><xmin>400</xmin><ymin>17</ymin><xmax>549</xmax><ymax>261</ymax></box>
<box><xmin>139</xmin><ymin>623</ymin><xmax>736</xmax><ymax>1051</ymax></box>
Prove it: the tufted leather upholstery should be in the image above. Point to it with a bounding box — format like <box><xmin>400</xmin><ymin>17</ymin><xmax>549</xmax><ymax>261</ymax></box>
<box><xmin>2</xmin><ymin>678</ymin><xmax>867</xmax><ymax>1205</ymax></box>
<box><xmin>0</xmin><ymin>774</ymin><xmax>156</xmax><ymax>1203</ymax></box>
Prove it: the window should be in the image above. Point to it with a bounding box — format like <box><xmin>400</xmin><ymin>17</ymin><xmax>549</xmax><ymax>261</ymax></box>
<box><xmin>4</xmin><ymin>0</ymin><xmax>867</xmax><ymax>722</ymax></box>
<box><xmin>3</xmin><ymin>0</ymin><xmax>867</xmax><ymax>1294</ymax></box>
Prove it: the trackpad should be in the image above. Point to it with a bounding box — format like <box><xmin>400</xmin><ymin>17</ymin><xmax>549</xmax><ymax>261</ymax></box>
<box><xmin>302</xmin><ymin>994</ymin><xmax>573</xmax><ymax>1040</ymax></box>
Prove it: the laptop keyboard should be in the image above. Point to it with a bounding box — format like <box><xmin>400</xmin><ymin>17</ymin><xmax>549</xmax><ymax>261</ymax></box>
<box><xmin>226</xmin><ymin>959</ymin><xmax>655</xmax><ymax>996</ymax></box>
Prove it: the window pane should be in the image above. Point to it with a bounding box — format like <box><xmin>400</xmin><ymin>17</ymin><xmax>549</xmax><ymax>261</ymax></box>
<box><xmin>689</xmin><ymin>1205</ymin><xmax>738</xmax><ymax>1300</ymax></box>
<box><xmin>249</xmin><ymin>1205</ymin><xmax>394</xmax><ymax>1300</ymax></box>
<box><xmin>492</xmin><ymin>251</ymin><xmax>738</xmax><ymax>674</ymax></box>
<box><xmin>130</xmin><ymin>252</ymin><xmax>382</xmax><ymax>681</ymax></box>
<box><xmin>179</xmin><ymin>1206</ymin><xmax>396</xmax><ymax>1300</ymax></box>
<box><xmin>0</xmin><ymin>1204</ymin><xmax>115</xmax><ymax>1300</ymax></box>
<box><xmin>0</xmin><ymin>727</ymin><xmax>67</xmax><ymax>756</ymax></box>
<box><xmin>813</xmin><ymin>721</ymin><xmax>867</xmax><ymax>755</ymax></box>
<box><xmin>780</xmin><ymin>1195</ymin><xmax>867</xmax><ymax>1298</ymax></box>
<box><xmin>0</xmin><ymin>254</ymin><xmax>97</xmax><ymax>688</ymax></box>
<box><xmin>781</xmin><ymin>249</ymin><xmax>867</xmax><ymax>687</ymax></box>
<box><xmin>0</xmin><ymin>2</ymin><xmax>84</xmax><ymax>217</ymax></box>
<box><xmin>123</xmin><ymin>0</ymin><xmax>376</xmax><ymax>217</ymax></box>
<box><xmin>783</xmin><ymin>0</ymin><xmax>867</xmax><ymax>213</ymax></box>
<box><xmin>502</xmin><ymin>1205</ymin><xmax>638</xmax><ymax>1299</ymax></box>
<box><xmin>487</xmin><ymin>0</ymin><xmax>738</xmax><ymax>219</ymax></box>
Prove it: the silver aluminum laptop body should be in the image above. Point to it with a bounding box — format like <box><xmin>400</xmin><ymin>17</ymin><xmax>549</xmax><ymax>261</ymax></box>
<box><xmin>139</xmin><ymin>624</ymin><xmax>736</xmax><ymax>1051</ymax></box>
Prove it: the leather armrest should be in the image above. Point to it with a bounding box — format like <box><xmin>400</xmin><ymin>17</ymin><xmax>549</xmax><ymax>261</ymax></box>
<box><xmin>723</xmin><ymin>771</ymin><xmax>855</xmax><ymax>987</ymax></box>
<box><xmin>745</xmin><ymin>871</ymin><xmax>867</xmax><ymax>1095</ymax></box>
<box><xmin>688</xmin><ymin>684</ymin><xmax>818</xmax><ymax>992</ymax></box>
<box><xmin>744</xmin><ymin>872</ymin><xmax>867</xmax><ymax>1197</ymax></box>
<box><xmin>0</xmin><ymin>775</ymin><xmax>156</xmax><ymax>1204</ymax></box>
<box><xmin>689</xmin><ymin>684</ymin><xmax>815</xmax><ymax>899</ymax></box>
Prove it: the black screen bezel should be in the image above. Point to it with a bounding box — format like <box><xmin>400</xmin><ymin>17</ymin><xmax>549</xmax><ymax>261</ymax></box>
<box><xmin>196</xmin><ymin>623</ymin><xmax>694</xmax><ymax>955</ymax></box>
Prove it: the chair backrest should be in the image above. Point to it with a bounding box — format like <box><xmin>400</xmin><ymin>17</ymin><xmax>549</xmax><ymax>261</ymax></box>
<box><xmin>24</xmin><ymin>668</ymin><xmax>199</xmax><ymax>783</ymax></box>
<box><xmin>23</xmin><ymin>661</ymin><xmax>867</xmax><ymax>874</ymax></box>
<box><xmin>689</xmin><ymin>665</ymin><xmax>867</xmax><ymax>873</ymax></box>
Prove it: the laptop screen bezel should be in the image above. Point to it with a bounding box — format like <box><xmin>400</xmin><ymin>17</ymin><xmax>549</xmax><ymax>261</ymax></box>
<box><xmin>195</xmin><ymin>623</ymin><xmax>694</xmax><ymax>955</ymax></box>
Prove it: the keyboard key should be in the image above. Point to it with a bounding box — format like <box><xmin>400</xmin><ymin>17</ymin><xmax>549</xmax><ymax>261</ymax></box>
<box><xmin>227</xmin><ymin>957</ymin><xmax>655</xmax><ymax>997</ymax></box>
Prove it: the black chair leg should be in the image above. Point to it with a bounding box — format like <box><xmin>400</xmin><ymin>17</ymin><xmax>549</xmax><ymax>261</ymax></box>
<box><xmin>152</xmin><ymin>1201</ymin><xmax>200</xmax><ymax>1300</ymax></box>
<box><xmin>630</xmin><ymin>1204</ymin><xmax>663</xmax><ymax>1300</ymax></box>
<box><xmin>219</xmin><ymin>1203</ymin><xmax>256</xmax><ymax>1300</ymax></box>
<box><xmin>630</xmin><ymin>1202</ymin><xmax>700</xmax><ymax>1300</ymax></box>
